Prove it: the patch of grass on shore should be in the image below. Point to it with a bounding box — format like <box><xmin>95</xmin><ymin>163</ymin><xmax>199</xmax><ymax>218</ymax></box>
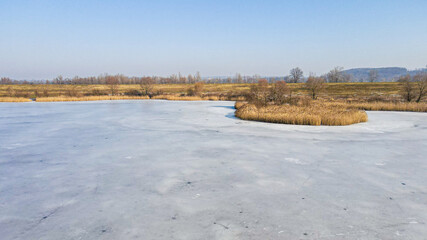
<box><xmin>151</xmin><ymin>95</ymin><xmax>218</xmax><ymax>101</ymax></box>
<box><xmin>35</xmin><ymin>96</ymin><xmax>150</xmax><ymax>102</ymax></box>
<box><xmin>0</xmin><ymin>97</ymin><xmax>32</xmax><ymax>102</ymax></box>
<box><xmin>341</xmin><ymin>101</ymin><xmax>427</xmax><ymax>112</ymax></box>
<box><xmin>151</xmin><ymin>94</ymin><xmax>246</xmax><ymax>101</ymax></box>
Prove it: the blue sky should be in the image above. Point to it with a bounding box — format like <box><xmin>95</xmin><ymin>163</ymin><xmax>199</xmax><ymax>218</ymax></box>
<box><xmin>1</xmin><ymin>0</ymin><xmax>426</xmax><ymax>80</ymax></box>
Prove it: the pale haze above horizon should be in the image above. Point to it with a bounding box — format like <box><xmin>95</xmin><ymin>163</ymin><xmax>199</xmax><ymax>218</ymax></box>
<box><xmin>1</xmin><ymin>0</ymin><xmax>426</xmax><ymax>80</ymax></box>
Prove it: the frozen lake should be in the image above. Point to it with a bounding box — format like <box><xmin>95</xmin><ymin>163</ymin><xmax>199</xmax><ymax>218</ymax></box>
<box><xmin>1</xmin><ymin>100</ymin><xmax>426</xmax><ymax>239</ymax></box>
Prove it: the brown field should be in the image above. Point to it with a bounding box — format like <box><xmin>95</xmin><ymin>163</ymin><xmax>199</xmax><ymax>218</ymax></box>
<box><xmin>235</xmin><ymin>102</ymin><xmax>369</xmax><ymax>126</ymax></box>
<box><xmin>0</xmin><ymin>82</ymin><xmax>405</xmax><ymax>101</ymax></box>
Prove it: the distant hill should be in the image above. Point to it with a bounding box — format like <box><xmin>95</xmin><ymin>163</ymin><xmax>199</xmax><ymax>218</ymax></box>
<box><xmin>343</xmin><ymin>67</ymin><xmax>427</xmax><ymax>82</ymax></box>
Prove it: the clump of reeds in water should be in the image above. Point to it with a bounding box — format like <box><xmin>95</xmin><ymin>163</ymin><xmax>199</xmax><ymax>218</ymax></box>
<box><xmin>235</xmin><ymin>101</ymin><xmax>368</xmax><ymax>126</ymax></box>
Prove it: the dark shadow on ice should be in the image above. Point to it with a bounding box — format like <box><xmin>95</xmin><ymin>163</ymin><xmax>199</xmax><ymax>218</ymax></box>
<box><xmin>210</xmin><ymin>105</ymin><xmax>238</xmax><ymax>119</ymax></box>
<box><xmin>211</xmin><ymin>105</ymin><xmax>235</xmax><ymax>110</ymax></box>
<box><xmin>226</xmin><ymin>112</ymin><xmax>238</xmax><ymax>119</ymax></box>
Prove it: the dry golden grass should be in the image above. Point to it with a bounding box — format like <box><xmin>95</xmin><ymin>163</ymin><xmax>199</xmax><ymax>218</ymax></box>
<box><xmin>341</xmin><ymin>102</ymin><xmax>427</xmax><ymax>112</ymax></box>
<box><xmin>235</xmin><ymin>102</ymin><xmax>368</xmax><ymax>126</ymax></box>
<box><xmin>151</xmin><ymin>94</ymin><xmax>236</xmax><ymax>101</ymax></box>
<box><xmin>151</xmin><ymin>95</ymin><xmax>206</xmax><ymax>101</ymax></box>
<box><xmin>0</xmin><ymin>97</ymin><xmax>32</xmax><ymax>102</ymax></box>
<box><xmin>234</xmin><ymin>101</ymin><xmax>247</xmax><ymax>109</ymax></box>
<box><xmin>35</xmin><ymin>96</ymin><xmax>150</xmax><ymax>102</ymax></box>
<box><xmin>0</xmin><ymin>82</ymin><xmax>404</xmax><ymax>99</ymax></box>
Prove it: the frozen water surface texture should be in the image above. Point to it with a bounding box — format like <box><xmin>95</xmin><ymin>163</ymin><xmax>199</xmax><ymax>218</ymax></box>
<box><xmin>0</xmin><ymin>100</ymin><xmax>426</xmax><ymax>240</ymax></box>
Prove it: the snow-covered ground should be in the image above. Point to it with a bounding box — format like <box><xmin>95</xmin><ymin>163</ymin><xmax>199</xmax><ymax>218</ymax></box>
<box><xmin>0</xmin><ymin>100</ymin><xmax>426</xmax><ymax>240</ymax></box>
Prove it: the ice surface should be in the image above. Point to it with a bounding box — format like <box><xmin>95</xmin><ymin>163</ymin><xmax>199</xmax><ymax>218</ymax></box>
<box><xmin>0</xmin><ymin>100</ymin><xmax>426</xmax><ymax>239</ymax></box>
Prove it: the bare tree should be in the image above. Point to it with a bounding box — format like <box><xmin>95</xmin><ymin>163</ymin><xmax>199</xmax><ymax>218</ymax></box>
<box><xmin>326</xmin><ymin>67</ymin><xmax>345</xmax><ymax>83</ymax></box>
<box><xmin>270</xmin><ymin>80</ymin><xmax>290</xmax><ymax>104</ymax></box>
<box><xmin>140</xmin><ymin>77</ymin><xmax>155</xmax><ymax>96</ymax></box>
<box><xmin>305</xmin><ymin>76</ymin><xmax>326</xmax><ymax>99</ymax></box>
<box><xmin>195</xmin><ymin>72</ymin><xmax>202</xmax><ymax>82</ymax></box>
<box><xmin>252</xmin><ymin>74</ymin><xmax>261</xmax><ymax>84</ymax></box>
<box><xmin>1</xmin><ymin>77</ymin><xmax>12</xmax><ymax>84</ymax></box>
<box><xmin>248</xmin><ymin>79</ymin><xmax>269</xmax><ymax>106</ymax></box>
<box><xmin>289</xmin><ymin>67</ymin><xmax>303</xmax><ymax>83</ymax></box>
<box><xmin>188</xmin><ymin>74</ymin><xmax>195</xmax><ymax>84</ymax></box>
<box><xmin>369</xmin><ymin>69</ymin><xmax>378</xmax><ymax>83</ymax></box>
<box><xmin>170</xmin><ymin>74</ymin><xmax>178</xmax><ymax>83</ymax></box>
<box><xmin>414</xmin><ymin>73</ymin><xmax>427</xmax><ymax>103</ymax></box>
<box><xmin>398</xmin><ymin>75</ymin><xmax>414</xmax><ymax>102</ymax></box>
<box><xmin>106</xmin><ymin>76</ymin><xmax>120</xmax><ymax>95</ymax></box>
<box><xmin>236</xmin><ymin>73</ymin><xmax>243</xmax><ymax>84</ymax></box>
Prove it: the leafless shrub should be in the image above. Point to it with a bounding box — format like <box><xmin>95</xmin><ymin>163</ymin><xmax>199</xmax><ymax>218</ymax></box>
<box><xmin>106</xmin><ymin>76</ymin><xmax>120</xmax><ymax>95</ymax></box>
<box><xmin>247</xmin><ymin>80</ymin><xmax>269</xmax><ymax>106</ymax></box>
<box><xmin>398</xmin><ymin>75</ymin><xmax>415</xmax><ymax>102</ymax></box>
<box><xmin>413</xmin><ymin>73</ymin><xmax>427</xmax><ymax>103</ymax></box>
<box><xmin>187</xmin><ymin>82</ymin><xmax>204</xmax><ymax>96</ymax></box>
<box><xmin>305</xmin><ymin>76</ymin><xmax>326</xmax><ymax>99</ymax></box>
<box><xmin>140</xmin><ymin>77</ymin><xmax>155</xmax><ymax>96</ymax></box>
<box><xmin>270</xmin><ymin>81</ymin><xmax>290</xmax><ymax>104</ymax></box>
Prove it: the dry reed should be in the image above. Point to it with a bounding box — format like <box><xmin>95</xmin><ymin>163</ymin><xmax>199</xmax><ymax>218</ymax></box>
<box><xmin>0</xmin><ymin>97</ymin><xmax>32</xmax><ymax>102</ymax></box>
<box><xmin>35</xmin><ymin>96</ymin><xmax>150</xmax><ymax>102</ymax></box>
<box><xmin>234</xmin><ymin>101</ymin><xmax>247</xmax><ymax>109</ymax></box>
<box><xmin>342</xmin><ymin>102</ymin><xmax>427</xmax><ymax>112</ymax></box>
<box><xmin>151</xmin><ymin>95</ymin><xmax>222</xmax><ymax>101</ymax></box>
<box><xmin>235</xmin><ymin>103</ymin><xmax>368</xmax><ymax>126</ymax></box>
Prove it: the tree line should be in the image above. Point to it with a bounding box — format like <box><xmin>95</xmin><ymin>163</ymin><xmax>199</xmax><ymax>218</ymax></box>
<box><xmin>0</xmin><ymin>67</ymin><xmax>375</xmax><ymax>85</ymax></box>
